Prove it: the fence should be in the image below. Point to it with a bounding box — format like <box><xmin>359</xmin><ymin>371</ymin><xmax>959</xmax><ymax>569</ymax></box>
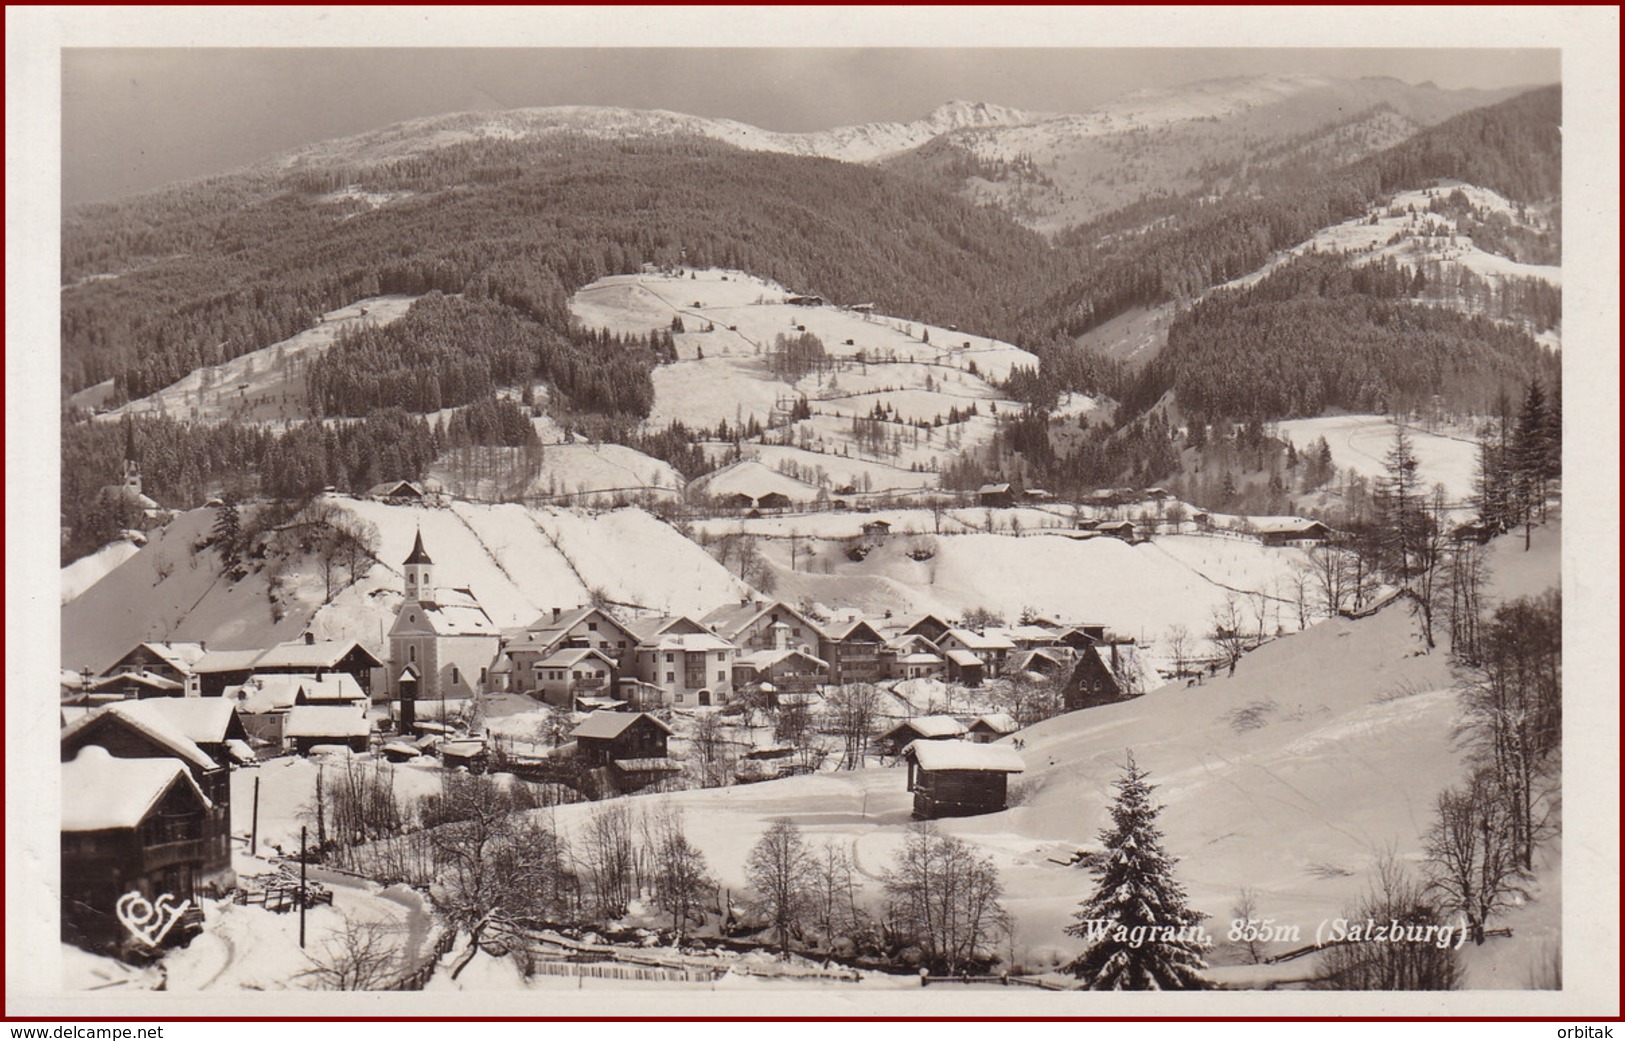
<box><xmin>386</xmin><ymin>925</ymin><xmax>460</xmax><ymax>991</ymax></box>
<box><xmin>922</xmin><ymin>973</ymin><xmax>1070</xmax><ymax>990</ymax></box>
<box><xmin>523</xmin><ymin>959</ymin><xmax>719</xmax><ymax>984</ymax></box>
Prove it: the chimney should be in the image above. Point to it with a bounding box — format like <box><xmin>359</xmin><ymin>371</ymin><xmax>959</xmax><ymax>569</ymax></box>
<box><xmin>553</xmin><ymin>607</ymin><xmax>561</xmax><ymax>621</ymax></box>
<box><xmin>304</xmin><ymin>631</ymin><xmax>316</xmax><ymax>645</ymax></box>
<box><xmin>199</xmin><ymin>640</ymin><xmax>207</xmax><ymax>652</ymax></box>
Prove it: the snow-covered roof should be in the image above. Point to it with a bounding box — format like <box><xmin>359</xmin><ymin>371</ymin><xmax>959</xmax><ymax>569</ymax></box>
<box><xmin>993</xmin><ymin>625</ymin><xmax>1059</xmax><ymax>644</ymax></box>
<box><xmin>61</xmin><ymin>701</ymin><xmax>219</xmax><ymax>771</ymax></box>
<box><xmin>572</xmin><ymin>711</ymin><xmax>673</xmax><ymax>741</ymax></box>
<box><xmin>691</xmin><ymin>459</ymin><xmax>819</xmax><ymax>503</ymax></box>
<box><xmin>903</xmin><ymin>739</ymin><xmax>1025</xmax><ymax>773</ymax></box>
<box><xmin>945</xmin><ymin>648</ymin><xmax>984</xmax><ymax>667</ymax></box>
<box><xmin>971</xmin><ymin>712</ymin><xmax>1020</xmax><ymax>735</ymax></box>
<box><xmin>192</xmin><ymin>648</ymin><xmax>267</xmax><ymax>674</ymax></box>
<box><xmin>701</xmin><ymin>600</ymin><xmax>824</xmax><ymax>642</ymax></box>
<box><xmin>611</xmin><ymin>757</ymin><xmax>680</xmax><ymax>773</ymax></box>
<box><xmin>109</xmin><ymin>641</ymin><xmax>208</xmax><ymax>675</ymax></box>
<box><xmin>255</xmin><ymin>639</ymin><xmax>383</xmax><ymax>670</ymax></box>
<box><xmin>978</xmin><ymin>483</ymin><xmax>1012</xmax><ymax>495</ymax></box>
<box><xmin>649</xmin><ymin>632</ymin><xmax>735</xmax><ymax>653</ymax></box>
<box><xmin>284</xmin><ymin>705</ymin><xmax>370</xmax><ymax>739</ymax></box>
<box><xmin>823</xmin><ymin>618</ymin><xmax>885</xmax><ymax>642</ymax></box>
<box><xmin>536</xmin><ymin>647</ymin><xmax>617</xmax><ymax>669</ymax></box>
<box><xmin>882</xmin><ymin>715</ymin><xmax>967</xmax><ymax>740</ymax></box>
<box><xmin>415</xmin><ymin>596</ymin><xmax>498</xmax><ymax>637</ymax></box>
<box><xmin>944</xmin><ymin>628</ymin><xmax>1016</xmax><ymax>651</ymax></box>
<box><xmin>736</xmin><ymin>648</ymin><xmax>829</xmax><ymax>671</ymax></box>
<box><xmin>1248</xmin><ymin>517</ymin><xmax>1331</xmax><ymax>535</ymax></box>
<box><xmin>235</xmin><ymin>674</ymin><xmax>307</xmax><ymax>714</ymax></box>
<box><xmin>138</xmin><ymin>697</ymin><xmax>242</xmax><ymax>745</ymax></box>
<box><xmin>898</xmin><ymin>652</ymin><xmax>944</xmax><ymax>665</ymax></box>
<box><xmin>296</xmin><ymin>673</ymin><xmax>368</xmax><ymax>702</ymax></box>
<box><xmin>62</xmin><ymin>747</ymin><xmax>211</xmax><ymax>832</ymax></box>
<box><xmin>525</xmin><ymin>606</ymin><xmax>629</xmax><ymax>639</ymax></box>
<box><xmin>84</xmin><ymin>671</ymin><xmax>183</xmax><ymax>693</ymax></box>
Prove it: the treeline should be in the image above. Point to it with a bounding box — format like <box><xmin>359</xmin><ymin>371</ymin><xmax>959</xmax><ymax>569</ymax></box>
<box><xmin>61</xmin><ymin>398</ymin><xmax>536</xmax><ymax>563</ymax></box>
<box><xmin>1136</xmin><ymin>253</ymin><xmax>1559</xmax><ymax>422</ymax></box>
<box><xmin>306</xmin><ymin>293</ymin><xmax>670</xmax><ymax>419</ymax></box>
<box><xmin>1037</xmin><ymin>85</ymin><xmax>1560</xmax><ymax>346</ymax></box>
<box><xmin>62</xmin><ymin>134</ymin><xmax>1072</xmax><ymax>400</ymax></box>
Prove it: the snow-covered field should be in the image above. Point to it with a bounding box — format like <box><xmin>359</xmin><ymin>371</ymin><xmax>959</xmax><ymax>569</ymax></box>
<box><xmin>98</xmin><ymin>296</ymin><xmax>420</xmax><ymax>428</ymax></box>
<box><xmin>1274</xmin><ymin>414</ymin><xmax>1481</xmax><ymax>503</ymax></box>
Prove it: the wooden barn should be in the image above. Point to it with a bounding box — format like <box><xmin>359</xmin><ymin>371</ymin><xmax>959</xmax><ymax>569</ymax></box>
<box><xmin>61</xmin><ymin>747</ymin><xmax>211</xmax><ymax>952</ymax></box>
<box><xmin>967</xmin><ymin>712</ymin><xmax>1020</xmax><ymax>743</ymax></box>
<box><xmin>977</xmin><ymin>482</ymin><xmax>1015</xmax><ymax>508</ymax></box>
<box><xmin>903</xmin><ymin>740</ymin><xmax>1025</xmax><ymax>819</ymax></box>
<box><xmin>571</xmin><ymin>711</ymin><xmax>673</xmax><ymax>767</ymax></box>
<box><xmin>283</xmin><ymin>704</ymin><xmax>371</xmax><ymax>755</ymax></box>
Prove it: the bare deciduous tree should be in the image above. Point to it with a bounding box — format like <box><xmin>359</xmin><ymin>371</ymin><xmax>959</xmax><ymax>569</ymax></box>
<box><xmin>883</xmin><ymin>823</ymin><xmax>1009</xmax><ymax>974</ymax></box>
<box><xmin>826</xmin><ymin>683</ymin><xmax>881</xmax><ymax>769</ymax></box>
<box><xmin>1424</xmin><ymin>770</ymin><xmax>1528</xmax><ymax>944</ymax></box>
<box><xmin>746</xmin><ymin>818</ymin><xmax>818</xmax><ymax>956</ymax></box>
<box><xmin>299</xmin><ymin>913</ymin><xmax>401</xmax><ymax>991</ymax></box>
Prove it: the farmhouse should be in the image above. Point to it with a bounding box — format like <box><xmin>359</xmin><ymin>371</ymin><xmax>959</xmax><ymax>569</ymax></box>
<box><xmin>732</xmin><ymin>648</ymin><xmax>829</xmax><ymax>695</ymax></box>
<box><xmin>192</xmin><ymin>636</ymin><xmax>383</xmax><ymax>699</ymax></box>
<box><xmin>977</xmin><ymin>482</ymin><xmax>1015</xmax><ymax>508</ymax></box>
<box><xmin>1253</xmin><ymin>518</ymin><xmax>1333</xmax><ymax>547</ymax></box>
<box><xmin>903</xmin><ymin>740</ymin><xmax>1025</xmax><ymax>819</ymax></box>
<box><xmin>61</xmin><ymin>747</ymin><xmax>211</xmax><ymax>952</ymax></box>
<box><xmin>943</xmin><ymin>648</ymin><xmax>986</xmax><ymax>686</ymax></box>
<box><xmin>98</xmin><ymin>642</ymin><xmax>208</xmax><ymax>689</ymax></box>
<box><xmin>901</xmin><ymin>614</ymin><xmax>955</xmax><ymax>645</ymax></box>
<box><xmin>818</xmin><ymin>618</ymin><xmax>886</xmax><ymax>686</ymax></box>
<box><xmin>61</xmin><ymin>701</ymin><xmax>236</xmax><ymax>892</ymax></box>
<box><xmin>937</xmin><ymin>628</ymin><xmax>1016</xmax><ymax>676</ymax></box>
<box><xmin>876</xmin><ymin>715</ymin><xmax>967</xmax><ymax>756</ymax></box>
<box><xmin>1094</xmin><ymin>519</ymin><xmax>1137</xmax><ymax>541</ymax></box>
<box><xmin>571</xmin><ymin>712</ymin><xmax>679</xmax><ymax>791</ymax></box>
<box><xmin>529</xmin><ymin>646</ymin><xmax>618</xmax><ymax>709</ymax></box>
<box><xmin>77</xmin><ymin>671</ymin><xmax>184</xmax><ymax>701</ymax></box>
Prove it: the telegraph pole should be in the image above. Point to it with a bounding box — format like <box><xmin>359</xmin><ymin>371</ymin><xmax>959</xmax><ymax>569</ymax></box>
<box><xmin>299</xmin><ymin>825</ymin><xmax>308</xmax><ymax>949</ymax></box>
<box><xmin>250</xmin><ymin>776</ymin><xmax>260</xmax><ymax>858</ymax></box>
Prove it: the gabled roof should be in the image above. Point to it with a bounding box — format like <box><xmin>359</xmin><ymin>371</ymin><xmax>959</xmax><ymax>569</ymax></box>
<box><xmin>823</xmin><ymin>618</ymin><xmax>885</xmax><ymax>643</ymax></box>
<box><xmin>649</xmin><ymin>632</ymin><xmax>735</xmax><ymax>653</ymax></box>
<box><xmin>943</xmin><ymin>628</ymin><xmax>1016</xmax><ymax>651</ymax></box>
<box><xmin>1250</xmin><ymin>517</ymin><xmax>1331</xmax><ymax>535</ymax></box>
<box><xmin>978</xmin><ymin>482</ymin><xmax>1012</xmax><ymax>495</ymax></box>
<box><xmin>369</xmin><ymin>480</ymin><xmax>426</xmax><ymax>500</ymax></box>
<box><xmin>970</xmin><ymin>712</ymin><xmax>1020</xmax><ymax>735</ymax></box>
<box><xmin>904</xmin><ymin>739</ymin><xmax>1024</xmax><ymax>773</ymax></box>
<box><xmin>622</xmin><ymin>613</ymin><xmax>709</xmax><ymax>642</ymax></box>
<box><xmin>701</xmin><ymin>601</ymin><xmax>824</xmax><ymax>642</ymax></box>
<box><xmin>412</xmin><ymin>597</ymin><xmax>498</xmax><ymax>637</ymax></box>
<box><xmin>296</xmin><ymin>673</ymin><xmax>368</xmax><ymax>702</ymax></box>
<box><xmin>736</xmin><ymin>648</ymin><xmax>829</xmax><ymax>671</ymax></box>
<box><xmin>61</xmin><ymin>701</ymin><xmax>219</xmax><ymax>771</ymax></box>
<box><xmin>525</xmin><ymin>606</ymin><xmax>632</xmax><ymax>640</ymax></box>
<box><xmin>571</xmin><ymin>711</ymin><xmax>673</xmax><ymax>741</ymax></box>
<box><xmin>284</xmin><ymin>704</ymin><xmax>371</xmax><ymax>739</ymax></box>
<box><xmin>255</xmin><ymin>639</ymin><xmax>385</xmax><ymax>670</ymax></box>
<box><xmin>107</xmin><ymin>641</ymin><xmax>208</xmax><ymax>676</ymax></box>
<box><xmin>139</xmin><ymin>697</ymin><xmax>247</xmax><ymax>745</ymax></box>
<box><xmin>192</xmin><ymin>648</ymin><xmax>269</xmax><ymax>674</ymax></box>
<box><xmin>880</xmin><ymin>715</ymin><xmax>967</xmax><ymax>741</ymax></box>
<box><xmin>84</xmin><ymin>671</ymin><xmax>183</xmax><ymax>693</ymax></box>
<box><xmin>945</xmin><ymin>648</ymin><xmax>984</xmax><ymax>667</ymax></box>
<box><xmin>536</xmin><ymin>647</ymin><xmax>618</xmax><ymax>670</ymax></box>
<box><xmin>62</xmin><ymin>747</ymin><xmax>211</xmax><ymax>832</ymax></box>
<box><xmin>234</xmin><ymin>674</ymin><xmax>307</xmax><ymax>714</ymax></box>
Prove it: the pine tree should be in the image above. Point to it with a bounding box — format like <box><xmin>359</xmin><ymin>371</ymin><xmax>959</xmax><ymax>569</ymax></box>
<box><xmin>212</xmin><ymin>500</ymin><xmax>245</xmax><ymax>581</ymax></box>
<box><xmin>1374</xmin><ymin>423</ymin><xmax>1425</xmax><ymax>586</ymax></box>
<box><xmin>1065</xmin><ymin>753</ymin><xmax>1211</xmax><ymax>990</ymax></box>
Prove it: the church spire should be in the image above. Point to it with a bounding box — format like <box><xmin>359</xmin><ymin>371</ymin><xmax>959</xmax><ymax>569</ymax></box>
<box><xmin>404</xmin><ymin>529</ymin><xmax>433</xmax><ymax>566</ymax></box>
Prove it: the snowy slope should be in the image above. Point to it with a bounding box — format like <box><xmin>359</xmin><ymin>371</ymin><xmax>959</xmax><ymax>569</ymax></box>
<box><xmin>428</xmin><ymin>443</ymin><xmax>684</xmax><ymax>504</ymax></box>
<box><xmin>60</xmin><ymin>539</ymin><xmax>142</xmax><ymax>604</ymax></box>
<box><xmin>61</xmin><ymin>500</ymin><xmax>752</xmax><ymax>670</ymax></box>
<box><xmin>1275</xmin><ymin>415</ymin><xmax>1481</xmax><ymax>503</ymax></box>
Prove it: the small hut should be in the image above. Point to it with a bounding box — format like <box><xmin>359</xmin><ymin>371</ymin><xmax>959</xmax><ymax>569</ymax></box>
<box><xmin>903</xmin><ymin>740</ymin><xmax>1025</xmax><ymax>819</ymax></box>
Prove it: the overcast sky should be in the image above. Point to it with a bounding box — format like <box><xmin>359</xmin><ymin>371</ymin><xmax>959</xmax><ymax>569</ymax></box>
<box><xmin>61</xmin><ymin>46</ymin><xmax>1559</xmax><ymax>206</ymax></box>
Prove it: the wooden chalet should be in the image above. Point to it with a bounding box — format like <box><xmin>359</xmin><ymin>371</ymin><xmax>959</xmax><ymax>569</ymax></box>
<box><xmin>99</xmin><ymin>642</ymin><xmax>208</xmax><ymax>689</ymax></box>
<box><xmin>942</xmin><ymin>648</ymin><xmax>986</xmax><ymax>686</ymax></box>
<box><xmin>875</xmin><ymin>715</ymin><xmax>967</xmax><ymax>757</ymax></box>
<box><xmin>967</xmin><ymin>713</ymin><xmax>1020</xmax><ymax>743</ymax></box>
<box><xmin>1254</xmin><ymin>518</ymin><xmax>1332</xmax><ymax>547</ymax></box>
<box><xmin>902</xmin><ymin>614</ymin><xmax>955</xmax><ymax>645</ymax></box>
<box><xmin>61</xmin><ymin>747</ymin><xmax>211</xmax><ymax>952</ymax></box>
<box><xmin>977</xmin><ymin>482</ymin><xmax>1016</xmax><ymax>508</ymax></box>
<box><xmin>61</xmin><ymin>700</ymin><xmax>237</xmax><ymax>892</ymax></box>
<box><xmin>733</xmin><ymin>648</ymin><xmax>829</xmax><ymax>695</ymax></box>
<box><xmin>818</xmin><ymin>618</ymin><xmax>886</xmax><ymax>686</ymax></box>
<box><xmin>192</xmin><ymin>635</ymin><xmax>383</xmax><ymax>698</ymax></box>
<box><xmin>903</xmin><ymin>740</ymin><xmax>1025</xmax><ymax>819</ymax></box>
<box><xmin>571</xmin><ymin>711</ymin><xmax>679</xmax><ymax>793</ymax></box>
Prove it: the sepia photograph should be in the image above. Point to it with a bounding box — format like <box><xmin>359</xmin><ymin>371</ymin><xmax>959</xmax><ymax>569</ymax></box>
<box><xmin>7</xmin><ymin>5</ymin><xmax>1618</xmax><ymax>1021</ymax></box>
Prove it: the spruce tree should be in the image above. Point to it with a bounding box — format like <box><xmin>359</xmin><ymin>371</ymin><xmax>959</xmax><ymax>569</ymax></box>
<box><xmin>1065</xmin><ymin>753</ymin><xmax>1211</xmax><ymax>990</ymax></box>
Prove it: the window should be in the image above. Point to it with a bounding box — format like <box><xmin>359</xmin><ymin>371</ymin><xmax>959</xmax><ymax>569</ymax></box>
<box><xmin>409</xmin><ymin>646</ymin><xmax>416</xmax><ymax>662</ymax></box>
<box><xmin>666</xmin><ymin>672</ymin><xmax>675</xmax><ymax>682</ymax></box>
<box><xmin>716</xmin><ymin>652</ymin><xmax>725</xmax><ymax>662</ymax></box>
<box><xmin>717</xmin><ymin>671</ymin><xmax>725</xmax><ymax>682</ymax></box>
<box><xmin>451</xmin><ymin>666</ymin><xmax>459</xmax><ymax>685</ymax></box>
<box><xmin>793</xmin><ymin>627</ymin><xmax>801</xmax><ymax>637</ymax></box>
<box><xmin>617</xmin><ymin>640</ymin><xmax>626</xmax><ymax>649</ymax></box>
<box><xmin>588</xmin><ymin>622</ymin><xmax>598</xmax><ymax>631</ymax></box>
<box><xmin>665</xmin><ymin>653</ymin><xmax>675</xmax><ymax>663</ymax></box>
<box><xmin>480</xmin><ymin>667</ymin><xmax>487</xmax><ymax>683</ymax></box>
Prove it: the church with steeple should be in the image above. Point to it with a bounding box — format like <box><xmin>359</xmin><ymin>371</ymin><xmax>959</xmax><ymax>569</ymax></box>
<box><xmin>386</xmin><ymin>530</ymin><xmax>499</xmax><ymax>715</ymax></box>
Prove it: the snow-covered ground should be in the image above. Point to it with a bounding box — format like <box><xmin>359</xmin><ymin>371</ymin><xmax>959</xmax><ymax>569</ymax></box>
<box><xmin>60</xmin><ymin>538</ymin><xmax>141</xmax><ymax>604</ymax></box>
<box><xmin>98</xmin><ymin>296</ymin><xmax>420</xmax><ymax>428</ymax></box>
<box><xmin>1274</xmin><ymin>414</ymin><xmax>1481</xmax><ymax>503</ymax></box>
<box><xmin>429</xmin><ymin>443</ymin><xmax>684</xmax><ymax>504</ymax></box>
<box><xmin>61</xmin><ymin>499</ymin><xmax>751</xmax><ymax>672</ymax></box>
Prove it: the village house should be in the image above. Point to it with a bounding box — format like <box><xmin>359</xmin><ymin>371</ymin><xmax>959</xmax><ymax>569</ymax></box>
<box><xmin>818</xmin><ymin>618</ymin><xmax>887</xmax><ymax>686</ymax></box>
<box><xmin>967</xmin><ymin>712</ymin><xmax>1020</xmax><ymax>743</ymax></box>
<box><xmin>284</xmin><ymin>704</ymin><xmax>371</xmax><ymax>755</ymax></box>
<box><xmin>903</xmin><ymin>740</ymin><xmax>1025</xmax><ymax>819</ymax></box>
<box><xmin>571</xmin><ymin>711</ymin><xmax>680</xmax><ymax>793</ymax></box>
<box><xmin>529</xmin><ymin>646</ymin><xmax>619</xmax><ymax>709</ymax></box>
<box><xmin>1063</xmin><ymin>642</ymin><xmax>1152</xmax><ymax>712</ymax></box>
<box><xmin>937</xmin><ymin>628</ymin><xmax>1017</xmax><ymax>677</ymax></box>
<box><xmin>702</xmin><ymin>599</ymin><xmax>825</xmax><ymax>657</ymax></box>
<box><xmin>191</xmin><ymin>636</ymin><xmax>383</xmax><ymax>699</ymax></box>
<box><xmin>507</xmin><ymin>606</ymin><xmax>640</xmax><ymax>681</ymax></box>
<box><xmin>1252</xmin><ymin>518</ymin><xmax>1333</xmax><ymax>547</ymax></box>
<box><xmin>1012</xmin><ymin>646</ymin><xmax>1073</xmax><ymax>679</ymax></box>
<box><xmin>876</xmin><ymin>715</ymin><xmax>967</xmax><ymax>757</ymax></box>
<box><xmin>901</xmin><ymin>614</ymin><xmax>956</xmax><ymax>645</ymax></box>
<box><xmin>388</xmin><ymin>531</ymin><xmax>500</xmax><ymax>715</ymax></box>
<box><xmin>627</xmin><ymin>615</ymin><xmax>737</xmax><ymax>708</ymax></box>
<box><xmin>61</xmin><ymin>747</ymin><xmax>211</xmax><ymax>952</ymax></box>
<box><xmin>1094</xmin><ymin>519</ymin><xmax>1138</xmax><ymax>541</ymax></box>
<box><xmin>97</xmin><ymin>642</ymin><xmax>208</xmax><ymax>689</ymax></box>
<box><xmin>366</xmin><ymin>479</ymin><xmax>427</xmax><ymax>503</ymax></box>
<box><xmin>732</xmin><ymin>647</ymin><xmax>829</xmax><ymax>697</ymax></box>
<box><xmin>942</xmin><ymin>648</ymin><xmax>986</xmax><ymax>686</ymax></box>
<box><xmin>61</xmin><ymin>701</ymin><xmax>238</xmax><ymax>893</ymax></box>
<box><xmin>74</xmin><ymin>671</ymin><xmax>185</xmax><ymax>702</ymax></box>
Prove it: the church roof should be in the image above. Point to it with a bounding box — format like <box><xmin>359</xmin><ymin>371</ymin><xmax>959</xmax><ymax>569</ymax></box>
<box><xmin>403</xmin><ymin>529</ymin><xmax>433</xmax><ymax>566</ymax></box>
